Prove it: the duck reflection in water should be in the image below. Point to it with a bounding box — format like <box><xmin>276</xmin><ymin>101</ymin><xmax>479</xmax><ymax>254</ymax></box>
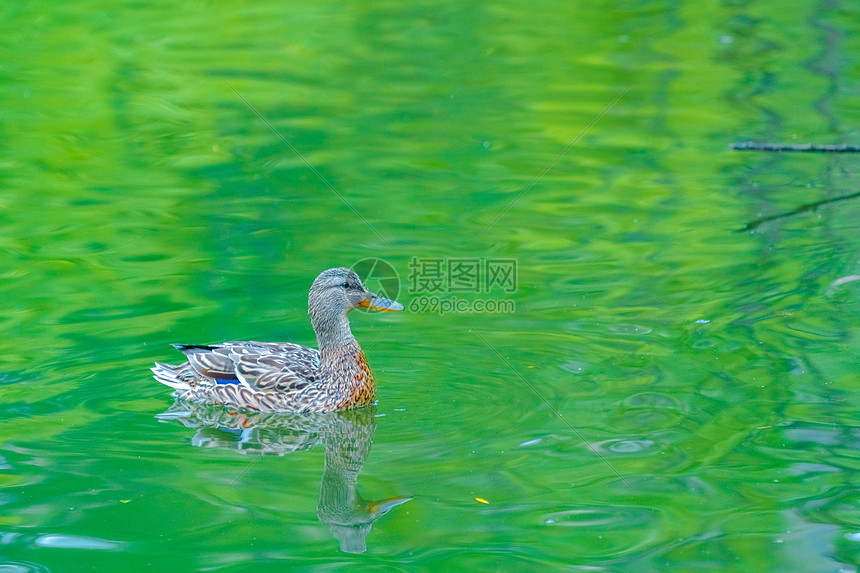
<box><xmin>157</xmin><ymin>402</ymin><xmax>410</xmax><ymax>554</ymax></box>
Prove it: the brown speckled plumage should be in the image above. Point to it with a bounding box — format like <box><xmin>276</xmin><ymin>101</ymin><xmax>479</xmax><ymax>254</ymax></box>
<box><xmin>151</xmin><ymin>267</ymin><xmax>402</xmax><ymax>413</ymax></box>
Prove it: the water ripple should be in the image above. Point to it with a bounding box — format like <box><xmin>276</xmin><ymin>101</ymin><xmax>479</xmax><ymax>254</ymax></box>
<box><xmin>543</xmin><ymin>506</ymin><xmax>652</xmax><ymax>528</ymax></box>
<box><xmin>0</xmin><ymin>563</ymin><xmax>49</xmax><ymax>573</ymax></box>
<box><xmin>33</xmin><ymin>534</ymin><xmax>123</xmax><ymax>550</ymax></box>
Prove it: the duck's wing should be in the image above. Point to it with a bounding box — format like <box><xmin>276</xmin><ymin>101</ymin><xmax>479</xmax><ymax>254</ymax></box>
<box><xmin>174</xmin><ymin>341</ymin><xmax>319</xmax><ymax>392</ymax></box>
<box><xmin>172</xmin><ymin>343</ymin><xmax>240</xmax><ymax>382</ymax></box>
<box><xmin>226</xmin><ymin>342</ymin><xmax>320</xmax><ymax>393</ymax></box>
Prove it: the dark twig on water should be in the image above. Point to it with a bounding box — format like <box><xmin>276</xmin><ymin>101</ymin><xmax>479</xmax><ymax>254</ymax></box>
<box><xmin>731</xmin><ymin>142</ymin><xmax>860</xmax><ymax>153</ymax></box>
<box><xmin>739</xmin><ymin>190</ymin><xmax>860</xmax><ymax>232</ymax></box>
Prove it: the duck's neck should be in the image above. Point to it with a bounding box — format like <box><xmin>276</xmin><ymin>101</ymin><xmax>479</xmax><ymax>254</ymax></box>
<box><xmin>313</xmin><ymin>312</ymin><xmax>355</xmax><ymax>350</ymax></box>
<box><xmin>313</xmin><ymin>315</ymin><xmax>375</xmax><ymax>410</ymax></box>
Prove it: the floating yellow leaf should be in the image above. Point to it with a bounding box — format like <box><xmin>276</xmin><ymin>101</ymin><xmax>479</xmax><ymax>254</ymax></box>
<box><xmin>475</xmin><ymin>498</ymin><xmax>489</xmax><ymax>504</ymax></box>
<box><xmin>119</xmin><ymin>499</ymin><xmax>132</xmax><ymax>504</ymax></box>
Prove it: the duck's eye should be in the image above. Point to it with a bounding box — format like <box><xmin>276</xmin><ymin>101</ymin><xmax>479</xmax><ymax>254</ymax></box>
<box><xmin>341</xmin><ymin>282</ymin><xmax>350</xmax><ymax>288</ymax></box>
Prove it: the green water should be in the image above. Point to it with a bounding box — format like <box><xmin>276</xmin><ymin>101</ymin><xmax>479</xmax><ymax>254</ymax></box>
<box><xmin>2</xmin><ymin>0</ymin><xmax>860</xmax><ymax>571</ymax></box>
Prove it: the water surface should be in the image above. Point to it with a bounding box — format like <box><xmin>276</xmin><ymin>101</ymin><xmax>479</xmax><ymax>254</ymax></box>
<box><xmin>1</xmin><ymin>0</ymin><xmax>860</xmax><ymax>571</ymax></box>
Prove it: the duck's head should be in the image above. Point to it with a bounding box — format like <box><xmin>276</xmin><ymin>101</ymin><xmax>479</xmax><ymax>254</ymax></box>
<box><xmin>309</xmin><ymin>267</ymin><xmax>403</xmax><ymax>322</ymax></box>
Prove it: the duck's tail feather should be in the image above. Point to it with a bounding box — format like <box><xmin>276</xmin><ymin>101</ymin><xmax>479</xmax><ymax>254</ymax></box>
<box><xmin>151</xmin><ymin>362</ymin><xmax>194</xmax><ymax>391</ymax></box>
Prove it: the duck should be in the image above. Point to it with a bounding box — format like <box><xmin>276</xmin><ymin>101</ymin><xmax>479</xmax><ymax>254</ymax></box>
<box><xmin>151</xmin><ymin>267</ymin><xmax>403</xmax><ymax>413</ymax></box>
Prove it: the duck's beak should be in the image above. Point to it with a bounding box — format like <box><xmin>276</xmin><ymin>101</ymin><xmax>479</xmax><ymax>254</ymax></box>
<box><xmin>359</xmin><ymin>292</ymin><xmax>404</xmax><ymax>312</ymax></box>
